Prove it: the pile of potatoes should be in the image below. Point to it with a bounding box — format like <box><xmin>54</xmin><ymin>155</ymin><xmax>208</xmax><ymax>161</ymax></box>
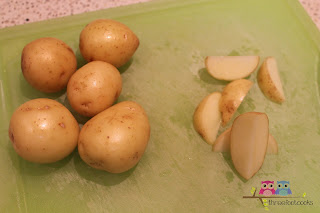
<box><xmin>9</xmin><ymin>19</ymin><xmax>150</xmax><ymax>173</ymax></box>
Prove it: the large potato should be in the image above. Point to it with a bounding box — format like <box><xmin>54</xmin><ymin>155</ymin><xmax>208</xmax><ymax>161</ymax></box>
<box><xmin>21</xmin><ymin>37</ymin><xmax>77</xmax><ymax>93</ymax></box>
<box><xmin>79</xmin><ymin>19</ymin><xmax>139</xmax><ymax>68</ymax></box>
<box><xmin>67</xmin><ymin>61</ymin><xmax>122</xmax><ymax>117</ymax></box>
<box><xmin>78</xmin><ymin>101</ymin><xmax>150</xmax><ymax>173</ymax></box>
<box><xmin>8</xmin><ymin>98</ymin><xmax>79</xmax><ymax>163</ymax></box>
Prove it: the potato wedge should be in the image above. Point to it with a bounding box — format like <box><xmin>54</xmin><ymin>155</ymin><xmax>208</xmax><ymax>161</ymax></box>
<box><xmin>230</xmin><ymin>112</ymin><xmax>269</xmax><ymax>180</ymax></box>
<box><xmin>257</xmin><ymin>57</ymin><xmax>285</xmax><ymax>103</ymax></box>
<box><xmin>212</xmin><ymin>128</ymin><xmax>231</xmax><ymax>152</ymax></box>
<box><xmin>205</xmin><ymin>56</ymin><xmax>259</xmax><ymax>81</ymax></box>
<box><xmin>267</xmin><ymin>134</ymin><xmax>278</xmax><ymax>154</ymax></box>
<box><xmin>219</xmin><ymin>79</ymin><xmax>253</xmax><ymax>126</ymax></box>
<box><xmin>193</xmin><ymin>92</ymin><xmax>222</xmax><ymax>145</ymax></box>
<box><xmin>213</xmin><ymin>128</ymin><xmax>278</xmax><ymax>154</ymax></box>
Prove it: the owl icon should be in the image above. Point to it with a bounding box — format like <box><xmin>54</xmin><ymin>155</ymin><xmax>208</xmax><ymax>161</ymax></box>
<box><xmin>259</xmin><ymin>181</ymin><xmax>275</xmax><ymax>196</ymax></box>
<box><xmin>275</xmin><ymin>181</ymin><xmax>292</xmax><ymax>196</ymax></box>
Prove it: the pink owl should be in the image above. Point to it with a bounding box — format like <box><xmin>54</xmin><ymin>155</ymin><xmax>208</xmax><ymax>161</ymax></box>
<box><xmin>259</xmin><ymin>181</ymin><xmax>275</xmax><ymax>196</ymax></box>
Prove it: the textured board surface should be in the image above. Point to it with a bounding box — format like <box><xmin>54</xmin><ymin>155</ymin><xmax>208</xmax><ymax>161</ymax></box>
<box><xmin>0</xmin><ymin>0</ymin><xmax>320</xmax><ymax>212</ymax></box>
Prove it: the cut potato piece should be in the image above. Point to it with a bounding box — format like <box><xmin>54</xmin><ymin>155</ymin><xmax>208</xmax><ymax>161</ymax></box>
<box><xmin>193</xmin><ymin>92</ymin><xmax>222</xmax><ymax>145</ymax></box>
<box><xmin>257</xmin><ymin>57</ymin><xmax>285</xmax><ymax>103</ymax></box>
<box><xmin>205</xmin><ymin>56</ymin><xmax>260</xmax><ymax>81</ymax></box>
<box><xmin>267</xmin><ymin>134</ymin><xmax>278</xmax><ymax>154</ymax></box>
<box><xmin>219</xmin><ymin>79</ymin><xmax>253</xmax><ymax>126</ymax></box>
<box><xmin>213</xmin><ymin>128</ymin><xmax>278</xmax><ymax>154</ymax></box>
<box><xmin>230</xmin><ymin>112</ymin><xmax>269</xmax><ymax>180</ymax></box>
<box><xmin>212</xmin><ymin>128</ymin><xmax>231</xmax><ymax>152</ymax></box>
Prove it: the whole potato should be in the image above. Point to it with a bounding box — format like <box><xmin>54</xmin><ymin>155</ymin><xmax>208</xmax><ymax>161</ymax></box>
<box><xmin>67</xmin><ymin>61</ymin><xmax>122</xmax><ymax>117</ymax></box>
<box><xmin>8</xmin><ymin>98</ymin><xmax>79</xmax><ymax>163</ymax></box>
<box><xmin>21</xmin><ymin>37</ymin><xmax>77</xmax><ymax>93</ymax></box>
<box><xmin>78</xmin><ymin>101</ymin><xmax>150</xmax><ymax>173</ymax></box>
<box><xmin>79</xmin><ymin>19</ymin><xmax>139</xmax><ymax>68</ymax></box>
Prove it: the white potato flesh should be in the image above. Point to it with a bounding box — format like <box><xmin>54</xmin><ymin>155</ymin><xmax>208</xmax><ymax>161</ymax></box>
<box><xmin>213</xmin><ymin>128</ymin><xmax>278</xmax><ymax>154</ymax></box>
<box><xmin>205</xmin><ymin>56</ymin><xmax>259</xmax><ymax>81</ymax></box>
<box><xmin>193</xmin><ymin>92</ymin><xmax>222</xmax><ymax>145</ymax></box>
<box><xmin>257</xmin><ymin>57</ymin><xmax>285</xmax><ymax>103</ymax></box>
<box><xmin>219</xmin><ymin>79</ymin><xmax>253</xmax><ymax>126</ymax></box>
<box><xmin>230</xmin><ymin>112</ymin><xmax>269</xmax><ymax>180</ymax></box>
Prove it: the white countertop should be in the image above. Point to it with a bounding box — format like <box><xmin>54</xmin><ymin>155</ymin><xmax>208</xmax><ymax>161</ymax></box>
<box><xmin>1</xmin><ymin>0</ymin><xmax>320</xmax><ymax>30</ymax></box>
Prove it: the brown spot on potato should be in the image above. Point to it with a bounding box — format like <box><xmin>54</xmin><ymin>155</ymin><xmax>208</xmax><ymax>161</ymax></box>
<box><xmin>9</xmin><ymin>131</ymin><xmax>14</xmax><ymax>143</ymax></box>
<box><xmin>132</xmin><ymin>152</ymin><xmax>139</xmax><ymax>160</ymax></box>
<box><xmin>81</xmin><ymin>102</ymin><xmax>91</xmax><ymax>108</ymax></box>
<box><xmin>59</xmin><ymin>123</ymin><xmax>65</xmax><ymax>128</ymax></box>
<box><xmin>60</xmin><ymin>71</ymin><xmax>65</xmax><ymax>78</ymax></box>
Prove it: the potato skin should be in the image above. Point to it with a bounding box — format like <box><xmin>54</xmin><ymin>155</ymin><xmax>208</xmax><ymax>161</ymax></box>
<box><xmin>257</xmin><ymin>57</ymin><xmax>285</xmax><ymax>103</ymax></box>
<box><xmin>21</xmin><ymin>37</ymin><xmax>77</xmax><ymax>93</ymax></box>
<box><xmin>78</xmin><ymin>101</ymin><xmax>150</xmax><ymax>173</ymax></box>
<box><xmin>219</xmin><ymin>79</ymin><xmax>253</xmax><ymax>126</ymax></box>
<box><xmin>79</xmin><ymin>19</ymin><xmax>139</xmax><ymax>68</ymax></box>
<box><xmin>8</xmin><ymin>98</ymin><xmax>79</xmax><ymax>163</ymax></box>
<box><xmin>67</xmin><ymin>61</ymin><xmax>122</xmax><ymax>117</ymax></box>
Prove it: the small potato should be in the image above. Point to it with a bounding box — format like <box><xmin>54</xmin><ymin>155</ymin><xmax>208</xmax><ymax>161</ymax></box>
<box><xmin>8</xmin><ymin>98</ymin><xmax>79</xmax><ymax>163</ymax></box>
<box><xmin>21</xmin><ymin>37</ymin><xmax>77</xmax><ymax>93</ymax></box>
<box><xmin>79</xmin><ymin>19</ymin><xmax>139</xmax><ymax>68</ymax></box>
<box><xmin>67</xmin><ymin>61</ymin><xmax>122</xmax><ymax>117</ymax></box>
<box><xmin>78</xmin><ymin>101</ymin><xmax>150</xmax><ymax>173</ymax></box>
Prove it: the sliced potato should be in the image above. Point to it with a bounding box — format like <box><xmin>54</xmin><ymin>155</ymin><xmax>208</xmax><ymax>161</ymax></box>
<box><xmin>267</xmin><ymin>134</ymin><xmax>278</xmax><ymax>154</ymax></box>
<box><xmin>230</xmin><ymin>112</ymin><xmax>269</xmax><ymax>180</ymax></box>
<box><xmin>205</xmin><ymin>56</ymin><xmax>259</xmax><ymax>81</ymax></box>
<box><xmin>257</xmin><ymin>57</ymin><xmax>285</xmax><ymax>103</ymax></box>
<box><xmin>212</xmin><ymin>128</ymin><xmax>231</xmax><ymax>152</ymax></box>
<box><xmin>219</xmin><ymin>79</ymin><xmax>253</xmax><ymax>126</ymax></box>
<box><xmin>213</xmin><ymin>128</ymin><xmax>278</xmax><ymax>154</ymax></box>
<box><xmin>193</xmin><ymin>92</ymin><xmax>222</xmax><ymax>145</ymax></box>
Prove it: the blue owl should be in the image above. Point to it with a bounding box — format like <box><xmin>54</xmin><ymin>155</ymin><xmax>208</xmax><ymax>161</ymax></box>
<box><xmin>275</xmin><ymin>181</ymin><xmax>292</xmax><ymax>196</ymax></box>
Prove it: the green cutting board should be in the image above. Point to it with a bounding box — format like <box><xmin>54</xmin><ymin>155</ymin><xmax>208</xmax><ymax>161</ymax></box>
<box><xmin>1</xmin><ymin>0</ymin><xmax>320</xmax><ymax>212</ymax></box>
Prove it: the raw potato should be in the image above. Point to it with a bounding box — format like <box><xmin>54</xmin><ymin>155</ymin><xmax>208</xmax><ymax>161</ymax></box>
<box><xmin>21</xmin><ymin>37</ymin><xmax>77</xmax><ymax>93</ymax></box>
<box><xmin>193</xmin><ymin>92</ymin><xmax>222</xmax><ymax>145</ymax></box>
<box><xmin>205</xmin><ymin>56</ymin><xmax>260</xmax><ymax>81</ymax></box>
<box><xmin>78</xmin><ymin>101</ymin><xmax>150</xmax><ymax>173</ymax></box>
<box><xmin>219</xmin><ymin>79</ymin><xmax>253</xmax><ymax>126</ymax></box>
<box><xmin>230</xmin><ymin>112</ymin><xmax>269</xmax><ymax>180</ymax></box>
<box><xmin>212</xmin><ymin>128</ymin><xmax>231</xmax><ymax>152</ymax></box>
<box><xmin>8</xmin><ymin>98</ymin><xmax>79</xmax><ymax>163</ymax></box>
<box><xmin>267</xmin><ymin>134</ymin><xmax>278</xmax><ymax>154</ymax></box>
<box><xmin>67</xmin><ymin>61</ymin><xmax>122</xmax><ymax>117</ymax></box>
<box><xmin>79</xmin><ymin>19</ymin><xmax>140</xmax><ymax>68</ymax></box>
<box><xmin>213</xmin><ymin>128</ymin><xmax>278</xmax><ymax>154</ymax></box>
<box><xmin>257</xmin><ymin>57</ymin><xmax>285</xmax><ymax>103</ymax></box>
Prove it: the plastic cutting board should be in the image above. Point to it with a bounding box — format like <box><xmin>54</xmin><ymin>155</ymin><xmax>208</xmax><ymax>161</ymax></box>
<box><xmin>0</xmin><ymin>0</ymin><xmax>320</xmax><ymax>212</ymax></box>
